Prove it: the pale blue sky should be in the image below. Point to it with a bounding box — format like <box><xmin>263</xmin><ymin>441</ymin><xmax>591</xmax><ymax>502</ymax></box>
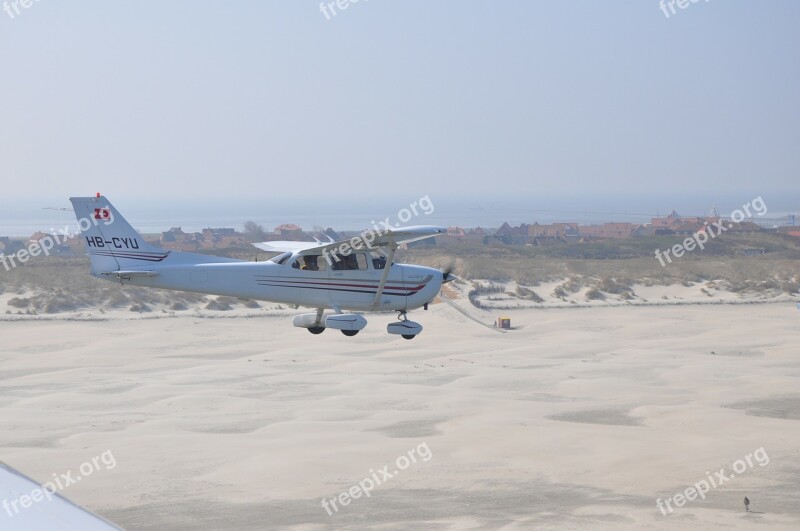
<box><xmin>0</xmin><ymin>1</ymin><xmax>798</xmax><ymax>204</ymax></box>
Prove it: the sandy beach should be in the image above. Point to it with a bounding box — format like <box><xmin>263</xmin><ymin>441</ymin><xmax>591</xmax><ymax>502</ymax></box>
<box><xmin>1</xmin><ymin>301</ymin><xmax>799</xmax><ymax>530</ymax></box>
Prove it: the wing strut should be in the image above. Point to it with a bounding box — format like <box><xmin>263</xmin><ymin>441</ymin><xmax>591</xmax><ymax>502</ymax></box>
<box><xmin>372</xmin><ymin>244</ymin><xmax>397</xmax><ymax>307</ymax></box>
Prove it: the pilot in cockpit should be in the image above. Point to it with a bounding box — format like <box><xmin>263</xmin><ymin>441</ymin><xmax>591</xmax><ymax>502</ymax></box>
<box><xmin>301</xmin><ymin>256</ymin><xmax>319</xmax><ymax>271</ymax></box>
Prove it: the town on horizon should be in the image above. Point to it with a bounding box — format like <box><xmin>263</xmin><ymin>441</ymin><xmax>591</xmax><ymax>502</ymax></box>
<box><xmin>1</xmin><ymin>207</ymin><xmax>797</xmax><ymax>258</ymax></box>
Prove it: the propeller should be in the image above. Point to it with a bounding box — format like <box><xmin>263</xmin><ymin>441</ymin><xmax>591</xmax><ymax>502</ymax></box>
<box><xmin>441</xmin><ymin>264</ymin><xmax>457</xmax><ymax>284</ymax></box>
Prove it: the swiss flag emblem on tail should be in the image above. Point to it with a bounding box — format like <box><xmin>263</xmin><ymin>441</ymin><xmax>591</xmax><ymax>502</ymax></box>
<box><xmin>94</xmin><ymin>208</ymin><xmax>111</xmax><ymax>220</ymax></box>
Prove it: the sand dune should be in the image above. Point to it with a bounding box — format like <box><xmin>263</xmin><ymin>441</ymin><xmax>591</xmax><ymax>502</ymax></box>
<box><xmin>1</xmin><ymin>302</ymin><xmax>800</xmax><ymax>530</ymax></box>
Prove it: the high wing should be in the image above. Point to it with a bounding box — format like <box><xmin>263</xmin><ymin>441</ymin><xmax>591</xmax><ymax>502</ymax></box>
<box><xmin>251</xmin><ymin>241</ymin><xmax>323</xmax><ymax>253</ymax></box>
<box><xmin>369</xmin><ymin>225</ymin><xmax>448</xmax><ymax>248</ymax></box>
<box><xmin>252</xmin><ymin>226</ymin><xmax>446</xmax><ymax>256</ymax></box>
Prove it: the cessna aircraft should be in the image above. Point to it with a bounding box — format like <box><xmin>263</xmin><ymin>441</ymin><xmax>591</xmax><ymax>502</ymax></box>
<box><xmin>69</xmin><ymin>195</ymin><xmax>453</xmax><ymax>339</ymax></box>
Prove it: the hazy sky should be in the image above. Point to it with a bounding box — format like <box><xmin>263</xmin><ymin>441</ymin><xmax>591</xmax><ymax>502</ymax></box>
<box><xmin>1</xmin><ymin>1</ymin><xmax>798</xmax><ymax>204</ymax></box>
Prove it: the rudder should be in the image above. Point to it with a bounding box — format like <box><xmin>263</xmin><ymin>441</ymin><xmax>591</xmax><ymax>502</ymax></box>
<box><xmin>69</xmin><ymin>195</ymin><xmax>169</xmax><ymax>274</ymax></box>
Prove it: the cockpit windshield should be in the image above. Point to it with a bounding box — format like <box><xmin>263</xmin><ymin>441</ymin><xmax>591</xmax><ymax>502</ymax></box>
<box><xmin>269</xmin><ymin>252</ymin><xmax>293</xmax><ymax>265</ymax></box>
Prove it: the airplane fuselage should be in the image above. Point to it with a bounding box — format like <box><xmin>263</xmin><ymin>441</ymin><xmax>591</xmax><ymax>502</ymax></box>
<box><xmin>106</xmin><ymin>254</ymin><xmax>442</xmax><ymax>312</ymax></box>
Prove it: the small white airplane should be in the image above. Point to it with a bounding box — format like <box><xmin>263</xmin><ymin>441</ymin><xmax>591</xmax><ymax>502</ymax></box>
<box><xmin>70</xmin><ymin>195</ymin><xmax>453</xmax><ymax>339</ymax></box>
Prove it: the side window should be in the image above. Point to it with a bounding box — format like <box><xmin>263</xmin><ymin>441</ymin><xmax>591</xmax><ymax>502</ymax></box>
<box><xmin>293</xmin><ymin>255</ymin><xmax>327</xmax><ymax>271</ymax></box>
<box><xmin>331</xmin><ymin>253</ymin><xmax>367</xmax><ymax>271</ymax></box>
<box><xmin>371</xmin><ymin>252</ymin><xmax>386</xmax><ymax>270</ymax></box>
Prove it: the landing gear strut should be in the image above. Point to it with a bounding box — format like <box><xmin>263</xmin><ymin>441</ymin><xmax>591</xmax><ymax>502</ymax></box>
<box><xmin>298</xmin><ymin>308</ymin><xmax>326</xmax><ymax>334</ymax></box>
<box><xmin>399</xmin><ymin>312</ymin><xmax>414</xmax><ymax>340</ymax></box>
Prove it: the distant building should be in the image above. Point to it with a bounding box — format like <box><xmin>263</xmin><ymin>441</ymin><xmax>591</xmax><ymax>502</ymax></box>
<box><xmin>651</xmin><ymin>210</ymin><xmax>683</xmax><ymax>229</ymax></box>
<box><xmin>578</xmin><ymin>223</ymin><xmax>635</xmax><ymax>239</ymax></box>
<box><xmin>673</xmin><ymin>221</ymin><xmax>706</xmax><ymax>236</ymax></box>
<box><xmin>602</xmin><ymin>223</ymin><xmax>635</xmax><ymax>239</ymax></box>
<box><xmin>447</xmin><ymin>226</ymin><xmax>466</xmax><ymax>238</ymax></box>
<box><xmin>778</xmin><ymin>227</ymin><xmax>800</xmax><ymax>238</ymax></box>
<box><xmin>25</xmin><ymin>232</ymin><xmax>74</xmax><ymax>256</ymax></box>
<box><xmin>202</xmin><ymin>228</ymin><xmax>236</xmax><ymax>239</ymax></box>
<box><xmin>29</xmin><ymin>231</ymin><xmax>52</xmax><ymax>242</ymax></box>
<box><xmin>199</xmin><ymin>228</ymin><xmax>239</xmax><ymax>248</ymax></box>
<box><xmin>323</xmin><ymin>228</ymin><xmax>341</xmax><ymax>241</ymax></box>
<box><xmin>727</xmin><ymin>221</ymin><xmax>763</xmax><ymax>233</ymax></box>
<box><xmin>463</xmin><ymin>227</ymin><xmax>489</xmax><ymax>244</ymax></box>
<box><xmin>495</xmin><ymin>222</ymin><xmax>514</xmax><ymax>237</ymax></box>
<box><xmin>157</xmin><ymin>226</ymin><xmax>248</xmax><ymax>251</ymax></box>
<box><xmin>160</xmin><ymin>227</ymin><xmax>185</xmax><ymax>243</ymax></box>
<box><xmin>528</xmin><ymin>222</ymin><xmax>578</xmax><ymax>240</ymax></box>
<box><xmin>652</xmin><ymin>210</ymin><xmax>721</xmax><ymax>233</ymax></box>
<box><xmin>494</xmin><ymin>222</ymin><xmax>529</xmax><ymax>244</ymax></box>
<box><xmin>274</xmin><ymin>223</ymin><xmax>304</xmax><ymax>238</ymax></box>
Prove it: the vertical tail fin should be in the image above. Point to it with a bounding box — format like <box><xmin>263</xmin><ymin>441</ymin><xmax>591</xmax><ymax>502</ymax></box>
<box><xmin>69</xmin><ymin>195</ymin><xmax>169</xmax><ymax>274</ymax></box>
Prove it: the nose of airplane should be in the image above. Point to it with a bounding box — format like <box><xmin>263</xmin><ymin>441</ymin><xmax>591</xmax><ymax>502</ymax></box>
<box><xmin>440</xmin><ymin>265</ymin><xmax>455</xmax><ymax>284</ymax></box>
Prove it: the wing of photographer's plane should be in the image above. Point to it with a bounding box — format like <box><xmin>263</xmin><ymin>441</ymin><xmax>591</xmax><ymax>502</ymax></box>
<box><xmin>0</xmin><ymin>463</ymin><xmax>122</xmax><ymax>530</ymax></box>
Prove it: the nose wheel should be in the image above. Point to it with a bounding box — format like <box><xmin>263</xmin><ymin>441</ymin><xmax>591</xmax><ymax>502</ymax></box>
<box><xmin>387</xmin><ymin>311</ymin><xmax>423</xmax><ymax>339</ymax></box>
